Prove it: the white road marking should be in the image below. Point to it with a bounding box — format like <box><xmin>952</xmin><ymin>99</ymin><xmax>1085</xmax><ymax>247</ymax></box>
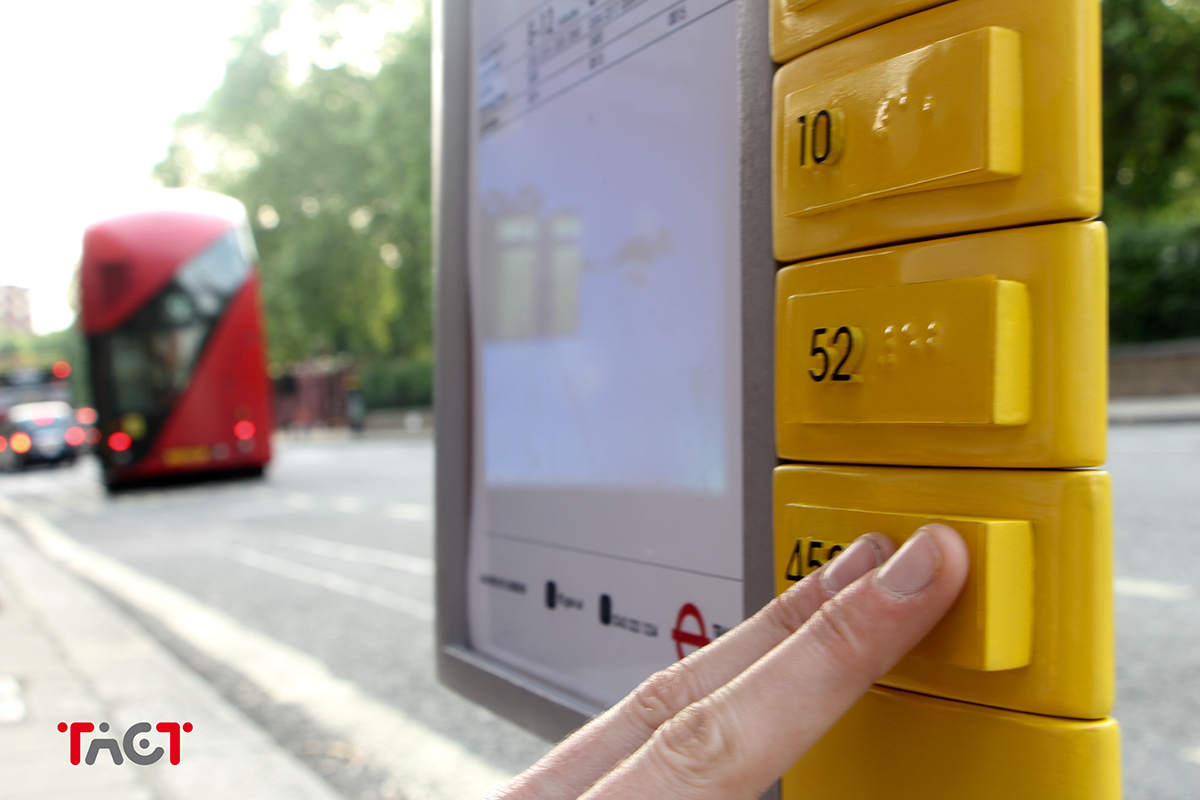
<box><xmin>0</xmin><ymin>497</ymin><xmax>511</xmax><ymax>800</ymax></box>
<box><xmin>0</xmin><ymin>674</ymin><xmax>26</xmax><ymax>723</ymax></box>
<box><xmin>1114</xmin><ymin>577</ymin><xmax>1194</xmax><ymax>601</ymax></box>
<box><xmin>113</xmin><ymin>491</ymin><xmax>166</xmax><ymax>506</ymax></box>
<box><xmin>277</xmin><ymin>532</ymin><xmax>434</xmax><ymax>576</ymax></box>
<box><xmin>334</xmin><ymin>496</ymin><xmax>366</xmax><ymax>513</ymax></box>
<box><xmin>224</xmin><ymin>545</ymin><xmax>433</xmax><ymax>620</ymax></box>
<box><xmin>286</xmin><ymin>492</ymin><xmax>315</xmax><ymax>509</ymax></box>
<box><xmin>44</xmin><ymin>491</ymin><xmax>103</xmax><ymax>517</ymax></box>
<box><xmin>225</xmin><ymin>500</ymin><xmax>293</xmax><ymax>519</ymax></box>
<box><xmin>387</xmin><ymin>502</ymin><xmax>432</xmax><ymax>521</ymax></box>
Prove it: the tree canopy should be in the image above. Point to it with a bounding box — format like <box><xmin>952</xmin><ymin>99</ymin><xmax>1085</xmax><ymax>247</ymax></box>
<box><xmin>149</xmin><ymin>0</ymin><xmax>1200</xmax><ymax>370</ymax></box>
<box><xmin>1103</xmin><ymin>0</ymin><xmax>1200</xmax><ymax>341</ymax></box>
<box><xmin>154</xmin><ymin>0</ymin><xmax>432</xmax><ymax>402</ymax></box>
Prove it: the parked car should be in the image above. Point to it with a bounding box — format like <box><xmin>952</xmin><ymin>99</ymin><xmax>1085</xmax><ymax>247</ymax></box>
<box><xmin>0</xmin><ymin>401</ymin><xmax>85</xmax><ymax>471</ymax></box>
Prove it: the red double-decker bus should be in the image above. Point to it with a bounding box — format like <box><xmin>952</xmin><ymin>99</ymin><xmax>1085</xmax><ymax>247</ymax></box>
<box><xmin>80</xmin><ymin>190</ymin><xmax>272</xmax><ymax>488</ymax></box>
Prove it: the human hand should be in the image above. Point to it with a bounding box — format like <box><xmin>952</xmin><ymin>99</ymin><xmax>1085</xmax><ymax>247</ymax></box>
<box><xmin>491</xmin><ymin>523</ymin><xmax>969</xmax><ymax>800</ymax></box>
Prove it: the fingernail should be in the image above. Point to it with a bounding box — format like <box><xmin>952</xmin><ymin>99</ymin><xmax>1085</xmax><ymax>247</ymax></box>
<box><xmin>820</xmin><ymin>536</ymin><xmax>883</xmax><ymax>596</ymax></box>
<box><xmin>875</xmin><ymin>530</ymin><xmax>940</xmax><ymax>596</ymax></box>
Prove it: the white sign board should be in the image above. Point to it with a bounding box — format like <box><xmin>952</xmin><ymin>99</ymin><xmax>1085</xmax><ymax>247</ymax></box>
<box><xmin>466</xmin><ymin>0</ymin><xmax>744</xmax><ymax>708</ymax></box>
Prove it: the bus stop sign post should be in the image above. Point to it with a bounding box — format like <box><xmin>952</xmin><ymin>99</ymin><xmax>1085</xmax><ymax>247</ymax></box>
<box><xmin>435</xmin><ymin>0</ymin><xmax>1119</xmax><ymax>796</ymax></box>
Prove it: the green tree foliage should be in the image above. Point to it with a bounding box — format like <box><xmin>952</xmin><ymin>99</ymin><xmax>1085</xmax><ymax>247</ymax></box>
<box><xmin>154</xmin><ymin>0</ymin><xmax>1200</xmax><ymax>354</ymax></box>
<box><xmin>154</xmin><ymin>0</ymin><xmax>432</xmax><ymax>402</ymax></box>
<box><xmin>1110</xmin><ymin>222</ymin><xmax>1200</xmax><ymax>340</ymax></box>
<box><xmin>1104</xmin><ymin>0</ymin><xmax>1200</xmax><ymax>341</ymax></box>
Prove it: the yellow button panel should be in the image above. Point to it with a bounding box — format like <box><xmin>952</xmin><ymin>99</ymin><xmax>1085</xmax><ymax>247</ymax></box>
<box><xmin>776</xmin><ymin>222</ymin><xmax>1106</xmax><ymax>468</ymax></box>
<box><xmin>778</xmin><ymin>506</ymin><xmax>1032</xmax><ymax>671</ymax></box>
<box><xmin>781</xmin><ymin>27</ymin><xmax>1022</xmax><ymax>218</ymax></box>
<box><xmin>772</xmin><ymin>0</ymin><xmax>1101</xmax><ymax>263</ymax></box>
<box><xmin>782</xmin><ymin>687</ymin><xmax>1121</xmax><ymax>800</ymax></box>
<box><xmin>774</xmin><ymin>464</ymin><xmax>1113</xmax><ymax>719</ymax></box>
<box><xmin>770</xmin><ymin>0</ymin><xmax>953</xmax><ymax>64</ymax></box>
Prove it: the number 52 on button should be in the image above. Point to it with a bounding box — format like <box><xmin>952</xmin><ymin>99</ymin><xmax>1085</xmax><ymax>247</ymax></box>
<box><xmin>806</xmin><ymin>326</ymin><xmax>864</xmax><ymax>383</ymax></box>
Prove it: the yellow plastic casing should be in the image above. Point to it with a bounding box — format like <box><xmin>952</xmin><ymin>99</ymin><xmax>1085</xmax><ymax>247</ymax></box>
<box><xmin>781</xmin><ymin>686</ymin><xmax>1121</xmax><ymax>800</ymax></box>
<box><xmin>776</xmin><ymin>222</ymin><xmax>1107</xmax><ymax>468</ymax></box>
<box><xmin>772</xmin><ymin>0</ymin><xmax>1101</xmax><ymax>263</ymax></box>
<box><xmin>774</xmin><ymin>463</ymin><xmax>1113</xmax><ymax>719</ymax></box>
<box><xmin>781</xmin><ymin>27</ymin><xmax>1022</xmax><ymax>219</ymax></box>
<box><xmin>784</xmin><ymin>277</ymin><xmax>1031</xmax><ymax>423</ymax></box>
<box><xmin>778</xmin><ymin>506</ymin><xmax>1032</xmax><ymax>671</ymax></box>
<box><xmin>770</xmin><ymin>0</ymin><xmax>954</xmax><ymax>64</ymax></box>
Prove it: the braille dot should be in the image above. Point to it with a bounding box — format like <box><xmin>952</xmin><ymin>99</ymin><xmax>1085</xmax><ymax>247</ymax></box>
<box><xmin>183</xmin><ymin>722</ymin><xmax>193</xmax><ymax>733</ymax></box>
<box><xmin>99</xmin><ymin>722</ymin><xmax>109</xmax><ymax>732</ymax></box>
<box><xmin>58</xmin><ymin>722</ymin><xmax>68</xmax><ymax>732</ymax></box>
<box><xmin>140</xmin><ymin>739</ymin><xmax>150</xmax><ymax>749</ymax></box>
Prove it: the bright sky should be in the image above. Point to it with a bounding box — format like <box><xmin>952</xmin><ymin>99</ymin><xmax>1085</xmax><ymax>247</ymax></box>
<box><xmin>0</xmin><ymin>0</ymin><xmax>416</xmax><ymax>335</ymax></box>
<box><xmin>0</xmin><ymin>1</ymin><xmax>256</xmax><ymax>333</ymax></box>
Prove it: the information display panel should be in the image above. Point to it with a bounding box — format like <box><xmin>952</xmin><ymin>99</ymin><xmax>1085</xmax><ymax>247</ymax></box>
<box><xmin>461</xmin><ymin>0</ymin><xmax>747</xmax><ymax>712</ymax></box>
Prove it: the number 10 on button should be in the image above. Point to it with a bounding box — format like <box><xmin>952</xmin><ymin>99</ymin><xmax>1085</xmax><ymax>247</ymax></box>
<box><xmin>795</xmin><ymin>107</ymin><xmax>844</xmax><ymax>169</ymax></box>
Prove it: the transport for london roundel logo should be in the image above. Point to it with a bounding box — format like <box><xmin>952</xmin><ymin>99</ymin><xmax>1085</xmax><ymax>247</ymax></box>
<box><xmin>671</xmin><ymin>603</ymin><xmax>711</xmax><ymax>660</ymax></box>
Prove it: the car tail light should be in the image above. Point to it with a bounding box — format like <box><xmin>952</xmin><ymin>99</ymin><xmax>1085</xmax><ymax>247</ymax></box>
<box><xmin>86</xmin><ymin>428</ymin><xmax>101</xmax><ymax>445</ymax></box>
<box><xmin>0</xmin><ymin>436</ymin><xmax>6</xmax><ymax>452</ymax></box>
<box><xmin>76</xmin><ymin>407</ymin><xmax>98</xmax><ymax>425</ymax></box>
<box><xmin>234</xmin><ymin>420</ymin><xmax>255</xmax><ymax>440</ymax></box>
<box><xmin>11</xmin><ymin>433</ymin><xmax>32</xmax><ymax>454</ymax></box>
<box><xmin>65</xmin><ymin>426</ymin><xmax>86</xmax><ymax>446</ymax></box>
<box><xmin>108</xmin><ymin>432</ymin><xmax>132</xmax><ymax>452</ymax></box>
<box><xmin>52</xmin><ymin>361</ymin><xmax>72</xmax><ymax>379</ymax></box>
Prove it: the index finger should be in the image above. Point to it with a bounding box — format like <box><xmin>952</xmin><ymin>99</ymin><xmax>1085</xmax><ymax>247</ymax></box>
<box><xmin>581</xmin><ymin>523</ymin><xmax>969</xmax><ymax>800</ymax></box>
<box><xmin>490</xmin><ymin>532</ymin><xmax>895</xmax><ymax>800</ymax></box>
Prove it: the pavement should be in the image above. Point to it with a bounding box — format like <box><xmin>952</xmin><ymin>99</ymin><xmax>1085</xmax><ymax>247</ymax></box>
<box><xmin>0</xmin><ymin>514</ymin><xmax>346</xmax><ymax>800</ymax></box>
<box><xmin>0</xmin><ymin>484</ymin><xmax>516</xmax><ymax>800</ymax></box>
<box><xmin>1108</xmin><ymin>394</ymin><xmax>1200</xmax><ymax>424</ymax></box>
<box><xmin>3</xmin><ymin>411</ymin><xmax>1198</xmax><ymax>799</ymax></box>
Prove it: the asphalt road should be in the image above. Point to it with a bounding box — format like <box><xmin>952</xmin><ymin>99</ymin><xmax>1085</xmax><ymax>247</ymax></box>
<box><xmin>1</xmin><ymin>426</ymin><xmax>1198</xmax><ymax>799</ymax></box>
<box><xmin>0</xmin><ymin>432</ymin><xmax>553</xmax><ymax>799</ymax></box>
<box><xmin>1108</xmin><ymin>423</ymin><xmax>1200</xmax><ymax>800</ymax></box>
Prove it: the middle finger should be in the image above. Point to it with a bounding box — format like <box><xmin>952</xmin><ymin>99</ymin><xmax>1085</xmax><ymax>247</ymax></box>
<box><xmin>499</xmin><ymin>533</ymin><xmax>895</xmax><ymax>800</ymax></box>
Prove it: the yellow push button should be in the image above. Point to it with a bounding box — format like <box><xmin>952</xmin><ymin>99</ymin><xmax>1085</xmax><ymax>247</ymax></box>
<box><xmin>774</xmin><ymin>464</ymin><xmax>1113</xmax><ymax>719</ymax></box>
<box><xmin>784</xmin><ymin>276</ymin><xmax>1031</xmax><ymax>426</ymax></box>
<box><xmin>781</xmin><ymin>27</ymin><xmax>1022</xmax><ymax>219</ymax></box>
<box><xmin>776</xmin><ymin>222</ymin><xmax>1106</xmax><ymax>469</ymax></box>
<box><xmin>772</xmin><ymin>0</ymin><xmax>1102</xmax><ymax>263</ymax></box>
<box><xmin>778</xmin><ymin>506</ymin><xmax>1032</xmax><ymax>671</ymax></box>
<box><xmin>770</xmin><ymin>0</ymin><xmax>952</xmax><ymax>63</ymax></box>
<box><xmin>782</xmin><ymin>686</ymin><xmax>1121</xmax><ymax>800</ymax></box>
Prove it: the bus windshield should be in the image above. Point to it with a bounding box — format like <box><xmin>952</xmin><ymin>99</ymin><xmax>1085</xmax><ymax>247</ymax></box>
<box><xmin>91</xmin><ymin>227</ymin><xmax>252</xmax><ymax>438</ymax></box>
